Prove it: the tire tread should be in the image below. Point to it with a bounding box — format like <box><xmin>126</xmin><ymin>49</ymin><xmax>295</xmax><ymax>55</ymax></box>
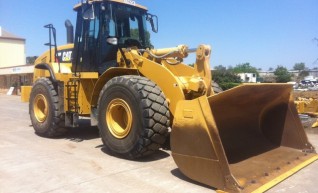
<box><xmin>30</xmin><ymin>77</ymin><xmax>66</xmax><ymax>137</ymax></box>
<box><xmin>98</xmin><ymin>75</ymin><xmax>170</xmax><ymax>159</ymax></box>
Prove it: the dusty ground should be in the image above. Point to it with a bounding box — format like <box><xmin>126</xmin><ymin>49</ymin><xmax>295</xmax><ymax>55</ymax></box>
<box><xmin>0</xmin><ymin>94</ymin><xmax>318</xmax><ymax>193</ymax></box>
<box><xmin>294</xmin><ymin>90</ymin><xmax>318</xmax><ymax>99</ymax></box>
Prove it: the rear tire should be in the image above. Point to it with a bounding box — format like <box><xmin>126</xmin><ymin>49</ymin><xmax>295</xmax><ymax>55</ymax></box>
<box><xmin>98</xmin><ymin>75</ymin><xmax>170</xmax><ymax>159</ymax></box>
<box><xmin>29</xmin><ymin>78</ymin><xmax>66</xmax><ymax>137</ymax></box>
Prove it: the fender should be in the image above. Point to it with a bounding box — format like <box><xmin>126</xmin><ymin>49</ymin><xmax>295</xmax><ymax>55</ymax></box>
<box><xmin>90</xmin><ymin>68</ymin><xmax>139</xmax><ymax>107</ymax></box>
<box><xmin>34</xmin><ymin>63</ymin><xmax>57</xmax><ymax>82</ymax></box>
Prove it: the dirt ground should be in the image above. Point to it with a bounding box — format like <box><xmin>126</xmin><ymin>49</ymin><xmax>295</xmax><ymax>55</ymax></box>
<box><xmin>293</xmin><ymin>90</ymin><xmax>318</xmax><ymax>99</ymax></box>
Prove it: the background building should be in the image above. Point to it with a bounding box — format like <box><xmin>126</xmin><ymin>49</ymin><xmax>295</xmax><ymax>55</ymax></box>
<box><xmin>0</xmin><ymin>26</ymin><xmax>33</xmax><ymax>93</ymax></box>
<box><xmin>238</xmin><ymin>73</ymin><xmax>257</xmax><ymax>83</ymax></box>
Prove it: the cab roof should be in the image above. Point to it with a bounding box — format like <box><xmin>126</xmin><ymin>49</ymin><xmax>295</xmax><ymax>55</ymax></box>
<box><xmin>74</xmin><ymin>0</ymin><xmax>148</xmax><ymax>11</ymax></box>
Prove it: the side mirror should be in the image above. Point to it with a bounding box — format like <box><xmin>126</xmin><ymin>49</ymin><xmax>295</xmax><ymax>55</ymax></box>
<box><xmin>82</xmin><ymin>2</ymin><xmax>95</xmax><ymax>20</ymax></box>
<box><xmin>107</xmin><ymin>37</ymin><xmax>118</xmax><ymax>45</ymax></box>
<box><xmin>146</xmin><ymin>13</ymin><xmax>158</xmax><ymax>33</ymax></box>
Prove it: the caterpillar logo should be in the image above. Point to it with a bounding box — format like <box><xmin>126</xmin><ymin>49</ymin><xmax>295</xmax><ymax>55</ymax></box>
<box><xmin>62</xmin><ymin>51</ymin><xmax>72</xmax><ymax>61</ymax></box>
<box><xmin>57</xmin><ymin>49</ymin><xmax>73</xmax><ymax>63</ymax></box>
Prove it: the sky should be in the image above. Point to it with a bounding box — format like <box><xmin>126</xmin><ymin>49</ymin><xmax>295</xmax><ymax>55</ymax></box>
<box><xmin>0</xmin><ymin>0</ymin><xmax>317</xmax><ymax>70</ymax></box>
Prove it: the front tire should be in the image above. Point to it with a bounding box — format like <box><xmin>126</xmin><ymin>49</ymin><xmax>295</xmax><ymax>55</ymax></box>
<box><xmin>98</xmin><ymin>76</ymin><xmax>170</xmax><ymax>159</ymax></box>
<box><xmin>29</xmin><ymin>78</ymin><xmax>66</xmax><ymax>137</ymax></box>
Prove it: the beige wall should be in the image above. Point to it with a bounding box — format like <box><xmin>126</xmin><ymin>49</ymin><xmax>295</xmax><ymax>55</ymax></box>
<box><xmin>0</xmin><ymin>38</ymin><xmax>26</xmax><ymax>68</ymax></box>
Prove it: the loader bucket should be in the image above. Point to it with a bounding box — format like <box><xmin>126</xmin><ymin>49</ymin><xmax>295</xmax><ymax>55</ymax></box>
<box><xmin>171</xmin><ymin>84</ymin><xmax>318</xmax><ymax>193</ymax></box>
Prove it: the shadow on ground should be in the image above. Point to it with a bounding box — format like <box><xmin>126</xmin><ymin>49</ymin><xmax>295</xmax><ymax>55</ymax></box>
<box><xmin>100</xmin><ymin>146</ymin><xmax>170</xmax><ymax>162</ymax></box>
<box><xmin>63</xmin><ymin>118</ymin><xmax>100</xmax><ymax>142</ymax></box>
<box><xmin>33</xmin><ymin>117</ymin><xmax>171</xmax><ymax>162</ymax></box>
<box><xmin>170</xmin><ymin>169</ymin><xmax>215</xmax><ymax>190</ymax></box>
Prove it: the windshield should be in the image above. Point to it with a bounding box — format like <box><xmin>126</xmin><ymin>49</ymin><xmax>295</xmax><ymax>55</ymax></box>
<box><xmin>72</xmin><ymin>2</ymin><xmax>153</xmax><ymax>73</ymax></box>
<box><xmin>105</xmin><ymin>3</ymin><xmax>152</xmax><ymax>48</ymax></box>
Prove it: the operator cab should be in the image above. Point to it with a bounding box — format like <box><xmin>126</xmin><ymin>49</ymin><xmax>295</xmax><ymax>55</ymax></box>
<box><xmin>72</xmin><ymin>0</ymin><xmax>158</xmax><ymax>74</ymax></box>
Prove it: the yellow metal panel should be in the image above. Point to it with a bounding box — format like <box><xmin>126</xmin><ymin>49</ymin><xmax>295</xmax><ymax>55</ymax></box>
<box><xmin>78</xmin><ymin>72</ymin><xmax>99</xmax><ymax>79</ymax></box>
<box><xmin>52</xmin><ymin>63</ymin><xmax>72</xmax><ymax>74</ymax></box>
<box><xmin>33</xmin><ymin>68</ymin><xmax>50</xmax><ymax>82</ymax></box>
<box><xmin>54</xmin><ymin>73</ymin><xmax>72</xmax><ymax>82</ymax></box>
<box><xmin>53</xmin><ymin>73</ymin><xmax>97</xmax><ymax>115</ymax></box>
<box><xmin>162</xmin><ymin>60</ymin><xmax>197</xmax><ymax>77</ymax></box>
<box><xmin>21</xmin><ymin>86</ymin><xmax>32</xmax><ymax>102</ymax></box>
<box><xmin>78</xmin><ymin>79</ymin><xmax>97</xmax><ymax>115</ymax></box>
<box><xmin>35</xmin><ymin>44</ymin><xmax>74</xmax><ymax>65</ymax></box>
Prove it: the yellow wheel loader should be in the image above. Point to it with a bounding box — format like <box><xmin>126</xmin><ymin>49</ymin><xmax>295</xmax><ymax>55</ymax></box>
<box><xmin>22</xmin><ymin>0</ymin><xmax>318</xmax><ymax>192</ymax></box>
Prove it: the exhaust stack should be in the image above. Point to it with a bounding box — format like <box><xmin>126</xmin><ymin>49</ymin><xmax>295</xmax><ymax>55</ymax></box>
<box><xmin>65</xmin><ymin>19</ymin><xmax>74</xmax><ymax>44</ymax></box>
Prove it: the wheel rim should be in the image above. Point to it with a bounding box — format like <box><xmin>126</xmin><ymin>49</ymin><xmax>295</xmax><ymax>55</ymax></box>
<box><xmin>106</xmin><ymin>98</ymin><xmax>133</xmax><ymax>139</ymax></box>
<box><xmin>33</xmin><ymin>94</ymin><xmax>48</xmax><ymax>123</ymax></box>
